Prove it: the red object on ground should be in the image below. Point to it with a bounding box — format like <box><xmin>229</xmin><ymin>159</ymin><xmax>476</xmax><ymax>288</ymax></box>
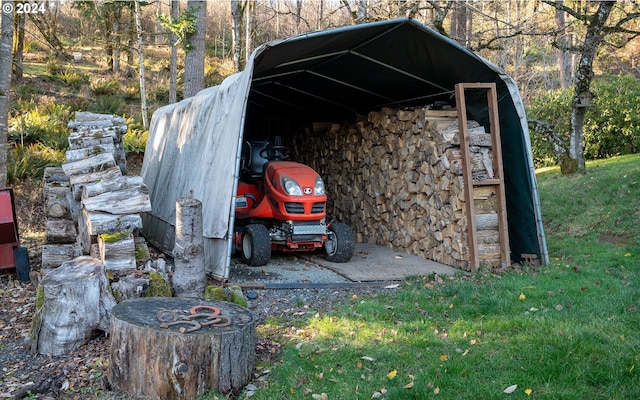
<box><xmin>0</xmin><ymin>188</ymin><xmax>20</xmax><ymax>270</ymax></box>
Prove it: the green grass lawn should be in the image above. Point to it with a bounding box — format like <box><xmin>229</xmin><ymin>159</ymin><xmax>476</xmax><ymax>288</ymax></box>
<box><xmin>233</xmin><ymin>154</ymin><xmax>640</xmax><ymax>400</ymax></box>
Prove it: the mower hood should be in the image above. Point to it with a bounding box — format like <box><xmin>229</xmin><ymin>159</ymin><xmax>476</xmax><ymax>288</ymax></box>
<box><xmin>265</xmin><ymin>161</ymin><xmax>324</xmax><ymax>197</ymax></box>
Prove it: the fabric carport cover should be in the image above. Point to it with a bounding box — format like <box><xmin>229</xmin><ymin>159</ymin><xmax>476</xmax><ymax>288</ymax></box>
<box><xmin>142</xmin><ymin>18</ymin><xmax>548</xmax><ymax>279</ymax></box>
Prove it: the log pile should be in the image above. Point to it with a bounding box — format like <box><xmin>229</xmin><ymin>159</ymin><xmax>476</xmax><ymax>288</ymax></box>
<box><xmin>42</xmin><ymin>113</ymin><xmax>151</xmax><ymax>278</ymax></box>
<box><xmin>293</xmin><ymin>107</ymin><xmax>500</xmax><ymax>271</ymax></box>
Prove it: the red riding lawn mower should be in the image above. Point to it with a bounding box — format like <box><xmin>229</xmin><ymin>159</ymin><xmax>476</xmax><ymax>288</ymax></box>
<box><xmin>233</xmin><ymin>138</ymin><xmax>355</xmax><ymax>266</ymax></box>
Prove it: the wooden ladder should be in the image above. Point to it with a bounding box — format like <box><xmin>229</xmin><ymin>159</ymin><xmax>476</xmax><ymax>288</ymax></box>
<box><xmin>454</xmin><ymin>83</ymin><xmax>510</xmax><ymax>270</ymax></box>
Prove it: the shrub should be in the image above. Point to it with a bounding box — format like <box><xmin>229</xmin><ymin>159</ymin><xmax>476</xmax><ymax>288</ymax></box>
<box><xmin>9</xmin><ymin>101</ymin><xmax>70</xmax><ymax>150</ymax></box>
<box><xmin>56</xmin><ymin>71</ymin><xmax>88</xmax><ymax>89</ymax></box>
<box><xmin>584</xmin><ymin>74</ymin><xmax>640</xmax><ymax>158</ymax></box>
<box><xmin>526</xmin><ymin>73</ymin><xmax>640</xmax><ymax>168</ymax></box>
<box><xmin>89</xmin><ymin>95</ymin><xmax>125</xmax><ymax>115</ymax></box>
<box><xmin>7</xmin><ymin>143</ymin><xmax>65</xmax><ymax>183</ymax></box>
<box><xmin>90</xmin><ymin>77</ymin><xmax>120</xmax><ymax>95</ymax></box>
<box><xmin>45</xmin><ymin>59</ymin><xmax>64</xmax><ymax>75</ymax></box>
<box><xmin>123</xmin><ymin>121</ymin><xmax>148</xmax><ymax>154</ymax></box>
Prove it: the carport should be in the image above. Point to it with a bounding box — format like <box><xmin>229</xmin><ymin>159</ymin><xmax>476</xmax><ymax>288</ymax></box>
<box><xmin>141</xmin><ymin>18</ymin><xmax>548</xmax><ymax>280</ymax></box>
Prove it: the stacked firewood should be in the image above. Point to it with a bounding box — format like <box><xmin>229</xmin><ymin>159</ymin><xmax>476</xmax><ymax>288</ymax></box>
<box><xmin>42</xmin><ymin>113</ymin><xmax>152</xmax><ymax>277</ymax></box>
<box><xmin>294</xmin><ymin>107</ymin><xmax>498</xmax><ymax>271</ymax></box>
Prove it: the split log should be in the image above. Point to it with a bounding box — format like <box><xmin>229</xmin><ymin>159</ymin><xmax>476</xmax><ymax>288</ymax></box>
<box><xmin>82</xmin><ymin>185</ymin><xmax>151</xmax><ymax>215</ymax></box>
<box><xmin>45</xmin><ymin>219</ymin><xmax>77</xmax><ymax>244</ymax></box>
<box><xmin>108</xmin><ymin>298</ymin><xmax>255</xmax><ymax>398</ymax></box>
<box><xmin>69</xmin><ymin>165</ymin><xmax>122</xmax><ymax>201</ymax></box>
<box><xmin>65</xmin><ymin>144</ymin><xmax>116</xmax><ymax>163</ymax></box>
<box><xmin>82</xmin><ymin>176</ymin><xmax>144</xmax><ymax>199</ymax></box>
<box><xmin>41</xmin><ymin>244</ymin><xmax>82</xmax><ymax>273</ymax></box>
<box><xmin>61</xmin><ymin>152</ymin><xmax>116</xmax><ymax>177</ymax></box>
<box><xmin>30</xmin><ymin>256</ymin><xmax>116</xmax><ymax>355</ymax></box>
<box><xmin>98</xmin><ymin>232</ymin><xmax>136</xmax><ymax>274</ymax></box>
<box><xmin>172</xmin><ymin>197</ymin><xmax>206</xmax><ymax>298</ymax></box>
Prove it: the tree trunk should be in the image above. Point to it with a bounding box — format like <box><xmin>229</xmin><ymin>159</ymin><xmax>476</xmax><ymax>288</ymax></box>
<box><xmin>244</xmin><ymin>0</ymin><xmax>253</xmax><ymax>65</ymax></box>
<box><xmin>567</xmin><ymin>1</ymin><xmax>614</xmax><ymax>173</ymax></box>
<box><xmin>172</xmin><ymin>197</ymin><xmax>206</xmax><ymax>298</ymax></box>
<box><xmin>169</xmin><ymin>0</ymin><xmax>178</xmax><ymax>104</ymax></box>
<box><xmin>183</xmin><ymin>0</ymin><xmax>206</xmax><ymax>98</ymax></box>
<box><xmin>554</xmin><ymin>2</ymin><xmax>572</xmax><ymax>88</ymax></box>
<box><xmin>31</xmin><ymin>256</ymin><xmax>116</xmax><ymax>355</ymax></box>
<box><xmin>0</xmin><ymin>0</ymin><xmax>13</xmax><ymax>187</ymax></box>
<box><xmin>108</xmin><ymin>298</ymin><xmax>255</xmax><ymax>398</ymax></box>
<box><xmin>12</xmin><ymin>7</ymin><xmax>24</xmax><ymax>78</ymax></box>
<box><xmin>134</xmin><ymin>0</ymin><xmax>148</xmax><ymax>128</ymax></box>
<box><xmin>231</xmin><ymin>0</ymin><xmax>243</xmax><ymax>72</ymax></box>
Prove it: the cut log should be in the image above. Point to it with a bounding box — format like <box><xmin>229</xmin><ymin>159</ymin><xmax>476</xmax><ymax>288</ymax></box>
<box><xmin>82</xmin><ymin>185</ymin><xmax>151</xmax><ymax>215</ymax></box>
<box><xmin>65</xmin><ymin>144</ymin><xmax>116</xmax><ymax>163</ymax></box>
<box><xmin>78</xmin><ymin>210</ymin><xmax>142</xmax><ymax>254</ymax></box>
<box><xmin>98</xmin><ymin>232</ymin><xmax>136</xmax><ymax>274</ymax></box>
<box><xmin>475</xmin><ymin>213</ymin><xmax>499</xmax><ymax>230</ymax></box>
<box><xmin>67</xmin><ymin>134</ymin><xmax>115</xmax><ymax>151</ymax></box>
<box><xmin>61</xmin><ymin>152</ymin><xmax>116</xmax><ymax>177</ymax></box>
<box><xmin>41</xmin><ymin>244</ymin><xmax>82</xmax><ymax>273</ymax></box>
<box><xmin>72</xmin><ymin>111</ymin><xmax>127</xmax><ymax>124</ymax></box>
<box><xmin>172</xmin><ymin>197</ymin><xmax>206</xmax><ymax>298</ymax></box>
<box><xmin>43</xmin><ymin>167</ymin><xmax>68</xmax><ymax>184</ymax></box>
<box><xmin>108</xmin><ymin>298</ymin><xmax>255</xmax><ymax>398</ymax></box>
<box><xmin>30</xmin><ymin>256</ymin><xmax>116</xmax><ymax>355</ymax></box>
<box><xmin>45</xmin><ymin>219</ymin><xmax>77</xmax><ymax>244</ymax></box>
<box><xmin>45</xmin><ymin>193</ymin><xmax>71</xmax><ymax>220</ymax></box>
<box><xmin>82</xmin><ymin>176</ymin><xmax>144</xmax><ymax>199</ymax></box>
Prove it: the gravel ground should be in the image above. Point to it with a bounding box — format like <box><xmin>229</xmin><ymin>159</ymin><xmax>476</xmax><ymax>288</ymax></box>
<box><xmin>1</xmin><ymin>253</ymin><xmax>394</xmax><ymax>399</ymax></box>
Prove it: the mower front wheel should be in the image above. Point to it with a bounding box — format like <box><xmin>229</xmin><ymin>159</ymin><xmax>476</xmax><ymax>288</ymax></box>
<box><xmin>241</xmin><ymin>224</ymin><xmax>271</xmax><ymax>266</ymax></box>
<box><xmin>324</xmin><ymin>222</ymin><xmax>355</xmax><ymax>263</ymax></box>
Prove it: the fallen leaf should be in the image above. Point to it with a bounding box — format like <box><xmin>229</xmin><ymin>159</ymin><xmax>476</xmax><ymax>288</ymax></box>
<box><xmin>387</xmin><ymin>369</ymin><xmax>397</xmax><ymax>379</ymax></box>
<box><xmin>384</xmin><ymin>284</ymin><xmax>400</xmax><ymax>289</ymax></box>
<box><xmin>625</xmin><ymin>253</ymin><xmax>631</xmax><ymax>257</ymax></box>
<box><xmin>519</xmin><ymin>293</ymin><xmax>526</xmax><ymax>300</ymax></box>
<box><xmin>503</xmin><ymin>384</ymin><xmax>518</xmax><ymax>394</ymax></box>
<box><xmin>371</xmin><ymin>392</ymin><xmax>382</xmax><ymax>399</ymax></box>
<box><xmin>434</xmin><ymin>386</ymin><xmax>440</xmax><ymax>394</ymax></box>
<box><xmin>439</xmin><ymin>354</ymin><xmax>448</xmax><ymax>362</ymax></box>
<box><xmin>525</xmin><ymin>388</ymin><xmax>533</xmax><ymax>395</ymax></box>
<box><xmin>361</xmin><ymin>356</ymin><xmax>376</xmax><ymax>362</ymax></box>
<box><xmin>404</xmin><ymin>381</ymin><xmax>414</xmax><ymax>389</ymax></box>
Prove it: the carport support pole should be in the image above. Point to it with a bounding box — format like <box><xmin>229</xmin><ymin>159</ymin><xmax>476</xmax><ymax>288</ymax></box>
<box><xmin>172</xmin><ymin>195</ymin><xmax>206</xmax><ymax>297</ymax></box>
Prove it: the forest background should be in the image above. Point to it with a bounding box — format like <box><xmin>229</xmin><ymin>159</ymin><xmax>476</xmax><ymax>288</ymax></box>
<box><xmin>0</xmin><ymin>0</ymin><xmax>639</xmax><ymax>187</ymax></box>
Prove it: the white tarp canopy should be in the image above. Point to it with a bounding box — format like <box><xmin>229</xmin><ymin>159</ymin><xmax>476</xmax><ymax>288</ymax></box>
<box><xmin>142</xmin><ymin>18</ymin><xmax>548</xmax><ymax>280</ymax></box>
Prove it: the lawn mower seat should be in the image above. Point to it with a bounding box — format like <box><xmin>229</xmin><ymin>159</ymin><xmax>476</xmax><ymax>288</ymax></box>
<box><xmin>240</xmin><ymin>140</ymin><xmax>270</xmax><ymax>182</ymax></box>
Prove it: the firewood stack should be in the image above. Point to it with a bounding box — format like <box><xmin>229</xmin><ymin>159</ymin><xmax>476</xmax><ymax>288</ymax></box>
<box><xmin>293</xmin><ymin>107</ymin><xmax>498</xmax><ymax>271</ymax></box>
<box><xmin>42</xmin><ymin>113</ymin><xmax>151</xmax><ymax>277</ymax></box>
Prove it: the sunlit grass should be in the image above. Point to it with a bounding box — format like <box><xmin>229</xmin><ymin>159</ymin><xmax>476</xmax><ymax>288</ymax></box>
<box><xmin>241</xmin><ymin>155</ymin><xmax>640</xmax><ymax>400</ymax></box>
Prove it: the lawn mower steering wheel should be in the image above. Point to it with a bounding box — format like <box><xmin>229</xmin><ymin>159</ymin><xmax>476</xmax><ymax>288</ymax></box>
<box><xmin>260</xmin><ymin>145</ymin><xmax>290</xmax><ymax>161</ymax></box>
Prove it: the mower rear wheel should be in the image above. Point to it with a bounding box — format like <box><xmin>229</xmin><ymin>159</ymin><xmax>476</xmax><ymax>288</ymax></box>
<box><xmin>324</xmin><ymin>222</ymin><xmax>355</xmax><ymax>263</ymax></box>
<box><xmin>241</xmin><ymin>224</ymin><xmax>271</xmax><ymax>266</ymax></box>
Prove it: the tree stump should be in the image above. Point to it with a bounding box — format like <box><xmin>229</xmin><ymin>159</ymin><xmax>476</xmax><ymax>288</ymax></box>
<box><xmin>108</xmin><ymin>298</ymin><xmax>255</xmax><ymax>398</ymax></box>
<box><xmin>172</xmin><ymin>197</ymin><xmax>206</xmax><ymax>298</ymax></box>
<box><xmin>31</xmin><ymin>256</ymin><xmax>116</xmax><ymax>355</ymax></box>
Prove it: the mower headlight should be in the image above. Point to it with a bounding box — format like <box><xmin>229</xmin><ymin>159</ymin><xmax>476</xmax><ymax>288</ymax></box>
<box><xmin>282</xmin><ymin>176</ymin><xmax>302</xmax><ymax>196</ymax></box>
<box><xmin>314</xmin><ymin>176</ymin><xmax>325</xmax><ymax>195</ymax></box>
